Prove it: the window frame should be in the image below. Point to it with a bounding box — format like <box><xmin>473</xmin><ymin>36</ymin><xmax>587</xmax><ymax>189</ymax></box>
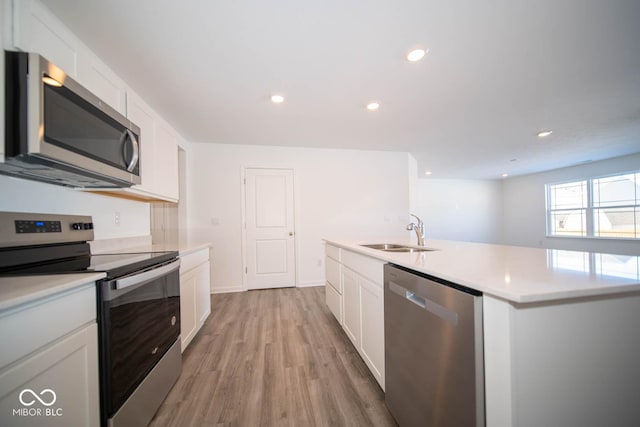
<box><xmin>545</xmin><ymin>170</ymin><xmax>640</xmax><ymax>240</ymax></box>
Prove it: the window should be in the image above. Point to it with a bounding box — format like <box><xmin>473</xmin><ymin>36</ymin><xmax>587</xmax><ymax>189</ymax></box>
<box><xmin>546</xmin><ymin>172</ymin><xmax>640</xmax><ymax>239</ymax></box>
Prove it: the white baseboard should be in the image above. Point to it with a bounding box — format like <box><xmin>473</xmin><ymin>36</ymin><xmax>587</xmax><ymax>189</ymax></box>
<box><xmin>211</xmin><ymin>282</ymin><xmax>323</xmax><ymax>293</ymax></box>
<box><xmin>211</xmin><ymin>286</ymin><xmax>245</xmax><ymax>294</ymax></box>
<box><xmin>296</xmin><ymin>281</ymin><xmax>325</xmax><ymax>288</ymax></box>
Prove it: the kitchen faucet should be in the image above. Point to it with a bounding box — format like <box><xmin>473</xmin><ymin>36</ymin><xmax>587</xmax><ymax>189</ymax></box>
<box><xmin>406</xmin><ymin>214</ymin><xmax>426</xmax><ymax>246</ymax></box>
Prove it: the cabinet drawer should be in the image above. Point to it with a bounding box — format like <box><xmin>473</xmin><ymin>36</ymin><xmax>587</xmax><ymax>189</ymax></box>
<box><xmin>0</xmin><ymin>283</ymin><xmax>96</xmax><ymax>369</ymax></box>
<box><xmin>325</xmin><ymin>256</ymin><xmax>341</xmax><ymax>293</ymax></box>
<box><xmin>325</xmin><ymin>282</ymin><xmax>342</xmax><ymax>325</ymax></box>
<box><xmin>326</xmin><ymin>244</ymin><xmax>341</xmax><ymax>261</ymax></box>
<box><xmin>341</xmin><ymin>250</ymin><xmax>384</xmax><ymax>286</ymax></box>
<box><xmin>180</xmin><ymin>248</ymin><xmax>210</xmax><ymax>273</ymax></box>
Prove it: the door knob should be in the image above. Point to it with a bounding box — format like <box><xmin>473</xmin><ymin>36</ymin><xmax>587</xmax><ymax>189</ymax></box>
<box><xmin>289</xmin><ymin>232</ymin><xmax>294</xmax><ymax>236</ymax></box>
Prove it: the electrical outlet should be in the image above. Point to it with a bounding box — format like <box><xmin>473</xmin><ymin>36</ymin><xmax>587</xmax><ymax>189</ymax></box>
<box><xmin>115</xmin><ymin>211</ymin><xmax>121</xmax><ymax>226</ymax></box>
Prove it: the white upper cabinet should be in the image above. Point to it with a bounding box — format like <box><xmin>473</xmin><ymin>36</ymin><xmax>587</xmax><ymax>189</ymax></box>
<box><xmin>6</xmin><ymin>0</ymin><xmax>180</xmax><ymax>202</ymax></box>
<box><xmin>11</xmin><ymin>0</ymin><xmax>79</xmax><ymax>77</ymax></box>
<box><xmin>126</xmin><ymin>89</ymin><xmax>179</xmax><ymax>202</ymax></box>
<box><xmin>76</xmin><ymin>54</ymin><xmax>127</xmax><ymax>115</ymax></box>
<box><xmin>11</xmin><ymin>0</ymin><xmax>126</xmax><ymax>114</ymax></box>
<box><xmin>153</xmin><ymin>118</ymin><xmax>180</xmax><ymax>201</ymax></box>
<box><xmin>126</xmin><ymin>90</ymin><xmax>158</xmax><ymax>195</ymax></box>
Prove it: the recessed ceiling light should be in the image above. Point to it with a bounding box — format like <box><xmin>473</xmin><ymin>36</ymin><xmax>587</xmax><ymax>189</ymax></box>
<box><xmin>406</xmin><ymin>48</ymin><xmax>428</xmax><ymax>62</ymax></box>
<box><xmin>424</xmin><ymin>171</ymin><xmax>432</xmax><ymax>176</ymax></box>
<box><xmin>537</xmin><ymin>130</ymin><xmax>553</xmax><ymax>138</ymax></box>
<box><xmin>271</xmin><ymin>94</ymin><xmax>285</xmax><ymax>104</ymax></box>
<box><xmin>366</xmin><ymin>102</ymin><xmax>380</xmax><ymax>111</ymax></box>
<box><xmin>501</xmin><ymin>173</ymin><xmax>509</xmax><ymax>178</ymax></box>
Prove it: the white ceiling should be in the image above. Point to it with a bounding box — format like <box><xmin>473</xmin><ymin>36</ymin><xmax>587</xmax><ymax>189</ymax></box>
<box><xmin>42</xmin><ymin>0</ymin><xmax>640</xmax><ymax>179</ymax></box>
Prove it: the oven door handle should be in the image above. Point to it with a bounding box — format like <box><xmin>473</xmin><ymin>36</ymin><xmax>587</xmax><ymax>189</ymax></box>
<box><xmin>115</xmin><ymin>259</ymin><xmax>180</xmax><ymax>290</ymax></box>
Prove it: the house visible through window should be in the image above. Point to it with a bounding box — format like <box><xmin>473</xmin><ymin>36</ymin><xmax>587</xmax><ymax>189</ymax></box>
<box><xmin>546</xmin><ymin>172</ymin><xmax>640</xmax><ymax>239</ymax></box>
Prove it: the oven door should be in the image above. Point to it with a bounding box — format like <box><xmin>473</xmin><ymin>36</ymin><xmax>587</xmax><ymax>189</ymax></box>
<box><xmin>98</xmin><ymin>258</ymin><xmax>181</xmax><ymax>420</ymax></box>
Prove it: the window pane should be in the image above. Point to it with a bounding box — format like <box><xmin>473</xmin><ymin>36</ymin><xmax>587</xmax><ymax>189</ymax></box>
<box><xmin>592</xmin><ymin>173</ymin><xmax>639</xmax><ymax>207</ymax></box>
<box><xmin>594</xmin><ymin>207</ymin><xmax>639</xmax><ymax>238</ymax></box>
<box><xmin>549</xmin><ymin>181</ymin><xmax>587</xmax><ymax>209</ymax></box>
<box><xmin>550</xmin><ymin>209</ymin><xmax>586</xmax><ymax>236</ymax></box>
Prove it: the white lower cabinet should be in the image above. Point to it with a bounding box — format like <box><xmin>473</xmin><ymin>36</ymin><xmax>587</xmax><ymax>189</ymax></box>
<box><xmin>0</xmin><ymin>282</ymin><xmax>100</xmax><ymax>426</ymax></box>
<box><xmin>326</xmin><ymin>245</ymin><xmax>385</xmax><ymax>390</ymax></box>
<box><xmin>341</xmin><ymin>266</ymin><xmax>361</xmax><ymax>348</ymax></box>
<box><xmin>359</xmin><ymin>275</ymin><xmax>385</xmax><ymax>387</ymax></box>
<box><xmin>325</xmin><ymin>250</ymin><xmax>342</xmax><ymax>324</ymax></box>
<box><xmin>194</xmin><ymin>263</ymin><xmax>211</xmax><ymax>326</ymax></box>
<box><xmin>0</xmin><ymin>324</ymin><xmax>99</xmax><ymax>426</ymax></box>
<box><xmin>180</xmin><ymin>268</ymin><xmax>198</xmax><ymax>351</ymax></box>
<box><xmin>179</xmin><ymin>248</ymin><xmax>212</xmax><ymax>352</ymax></box>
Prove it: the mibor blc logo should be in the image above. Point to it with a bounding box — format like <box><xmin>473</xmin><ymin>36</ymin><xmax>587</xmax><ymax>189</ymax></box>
<box><xmin>13</xmin><ymin>388</ymin><xmax>63</xmax><ymax>418</ymax></box>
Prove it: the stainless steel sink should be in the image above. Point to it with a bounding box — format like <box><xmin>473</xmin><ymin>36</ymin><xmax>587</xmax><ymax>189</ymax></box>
<box><xmin>361</xmin><ymin>243</ymin><xmax>407</xmax><ymax>250</ymax></box>
<box><xmin>384</xmin><ymin>247</ymin><xmax>434</xmax><ymax>253</ymax></box>
<box><xmin>360</xmin><ymin>243</ymin><xmax>435</xmax><ymax>253</ymax></box>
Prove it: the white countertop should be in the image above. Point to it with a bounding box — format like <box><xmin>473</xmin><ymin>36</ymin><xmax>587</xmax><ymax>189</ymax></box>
<box><xmin>96</xmin><ymin>241</ymin><xmax>211</xmax><ymax>257</ymax></box>
<box><xmin>0</xmin><ymin>272</ymin><xmax>105</xmax><ymax>312</ymax></box>
<box><xmin>325</xmin><ymin>238</ymin><xmax>640</xmax><ymax>303</ymax></box>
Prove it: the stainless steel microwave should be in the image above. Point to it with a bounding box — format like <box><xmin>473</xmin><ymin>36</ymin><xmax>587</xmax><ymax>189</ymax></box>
<box><xmin>1</xmin><ymin>51</ymin><xmax>141</xmax><ymax>188</ymax></box>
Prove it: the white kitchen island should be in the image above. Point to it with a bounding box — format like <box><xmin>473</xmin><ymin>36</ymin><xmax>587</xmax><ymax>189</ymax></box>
<box><xmin>324</xmin><ymin>238</ymin><xmax>640</xmax><ymax>427</ymax></box>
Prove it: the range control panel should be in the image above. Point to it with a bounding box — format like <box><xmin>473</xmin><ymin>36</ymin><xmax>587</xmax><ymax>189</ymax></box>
<box><xmin>15</xmin><ymin>220</ymin><xmax>62</xmax><ymax>233</ymax></box>
<box><xmin>0</xmin><ymin>211</ymin><xmax>94</xmax><ymax>247</ymax></box>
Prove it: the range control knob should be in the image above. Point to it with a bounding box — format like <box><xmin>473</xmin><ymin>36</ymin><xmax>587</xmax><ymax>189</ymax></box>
<box><xmin>71</xmin><ymin>222</ymin><xmax>83</xmax><ymax>230</ymax></box>
<box><xmin>83</xmin><ymin>222</ymin><xmax>94</xmax><ymax>230</ymax></box>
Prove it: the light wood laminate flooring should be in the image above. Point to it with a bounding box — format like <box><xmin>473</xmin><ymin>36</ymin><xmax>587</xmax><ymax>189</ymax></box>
<box><xmin>150</xmin><ymin>286</ymin><xmax>397</xmax><ymax>427</ymax></box>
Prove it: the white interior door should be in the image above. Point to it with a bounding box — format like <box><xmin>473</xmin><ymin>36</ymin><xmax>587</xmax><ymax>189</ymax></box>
<box><xmin>244</xmin><ymin>168</ymin><xmax>295</xmax><ymax>289</ymax></box>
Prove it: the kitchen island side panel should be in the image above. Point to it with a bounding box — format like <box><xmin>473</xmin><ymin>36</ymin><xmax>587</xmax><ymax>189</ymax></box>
<box><xmin>485</xmin><ymin>292</ymin><xmax>640</xmax><ymax>427</ymax></box>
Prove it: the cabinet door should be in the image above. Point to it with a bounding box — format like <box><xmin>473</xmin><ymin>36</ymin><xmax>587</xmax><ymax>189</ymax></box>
<box><xmin>126</xmin><ymin>90</ymin><xmax>157</xmax><ymax>194</ymax></box>
<box><xmin>154</xmin><ymin>120</ymin><xmax>179</xmax><ymax>201</ymax></box>
<box><xmin>76</xmin><ymin>55</ymin><xmax>126</xmax><ymax>115</ymax></box>
<box><xmin>125</xmin><ymin>90</ymin><xmax>179</xmax><ymax>202</ymax></box>
<box><xmin>12</xmin><ymin>0</ymin><xmax>78</xmax><ymax>77</ymax></box>
<box><xmin>360</xmin><ymin>276</ymin><xmax>385</xmax><ymax>390</ymax></box>
<box><xmin>325</xmin><ymin>256</ymin><xmax>341</xmax><ymax>293</ymax></box>
<box><xmin>325</xmin><ymin>281</ymin><xmax>342</xmax><ymax>325</ymax></box>
<box><xmin>0</xmin><ymin>323</ymin><xmax>99</xmax><ymax>427</ymax></box>
<box><xmin>180</xmin><ymin>269</ymin><xmax>197</xmax><ymax>352</ymax></box>
<box><xmin>195</xmin><ymin>262</ymin><xmax>211</xmax><ymax>326</ymax></box>
<box><xmin>342</xmin><ymin>266</ymin><xmax>361</xmax><ymax>348</ymax></box>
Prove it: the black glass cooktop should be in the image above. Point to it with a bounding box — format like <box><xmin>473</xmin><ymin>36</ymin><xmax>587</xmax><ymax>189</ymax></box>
<box><xmin>0</xmin><ymin>242</ymin><xmax>177</xmax><ymax>278</ymax></box>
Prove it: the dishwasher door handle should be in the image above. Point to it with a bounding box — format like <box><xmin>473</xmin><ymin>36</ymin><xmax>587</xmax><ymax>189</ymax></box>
<box><xmin>389</xmin><ymin>281</ymin><xmax>459</xmax><ymax>325</ymax></box>
<box><xmin>406</xmin><ymin>291</ymin><xmax>427</xmax><ymax>307</ymax></box>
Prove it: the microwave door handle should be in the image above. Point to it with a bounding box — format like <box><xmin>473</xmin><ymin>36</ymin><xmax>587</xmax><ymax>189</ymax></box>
<box><xmin>122</xmin><ymin>129</ymin><xmax>139</xmax><ymax>172</ymax></box>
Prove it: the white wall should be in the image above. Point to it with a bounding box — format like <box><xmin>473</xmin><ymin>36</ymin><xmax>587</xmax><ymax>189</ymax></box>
<box><xmin>415</xmin><ymin>178</ymin><xmax>504</xmax><ymax>243</ymax></box>
<box><xmin>0</xmin><ymin>176</ymin><xmax>150</xmax><ymax>240</ymax></box>
<box><xmin>502</xmin><ymin>153</ymin><xmax>640</xmax><ymax>255</ymax></box>
<box><xmin>187</xmin><ymin>143</ymin><xmax>412</xmax><ymax>293</ymax></box>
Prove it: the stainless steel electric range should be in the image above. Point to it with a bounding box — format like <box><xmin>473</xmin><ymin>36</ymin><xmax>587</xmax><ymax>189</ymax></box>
<box><xmin>0</xmin><ymin>211</ymin><xmax>181</xmax><ymax>427</ymax></box>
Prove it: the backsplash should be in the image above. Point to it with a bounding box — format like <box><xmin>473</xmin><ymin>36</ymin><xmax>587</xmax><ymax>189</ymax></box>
<box><xmin>0</xmin><ymin>175</ymin><xmax>150</xmax><ymax>240</ymax></box>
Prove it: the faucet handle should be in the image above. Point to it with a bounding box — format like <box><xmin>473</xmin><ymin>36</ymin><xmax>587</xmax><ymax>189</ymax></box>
<box><xmin>410</xmin><ymin>213</ymin><xmax>423</xmax><ymax>224</ymax></box>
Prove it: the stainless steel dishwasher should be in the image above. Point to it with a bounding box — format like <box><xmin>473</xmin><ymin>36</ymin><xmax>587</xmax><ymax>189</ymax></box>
<box><xmin>384</xmin><ymin>264</ymin><xmax>485</xmax><ymax>427</ymax></box>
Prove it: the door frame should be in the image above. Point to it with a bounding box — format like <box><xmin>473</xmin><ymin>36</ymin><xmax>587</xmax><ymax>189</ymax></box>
<box><xmin>240</xmin><ymin>165</ymin><xmax>298</xmax><ymax>291</ymax></box>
